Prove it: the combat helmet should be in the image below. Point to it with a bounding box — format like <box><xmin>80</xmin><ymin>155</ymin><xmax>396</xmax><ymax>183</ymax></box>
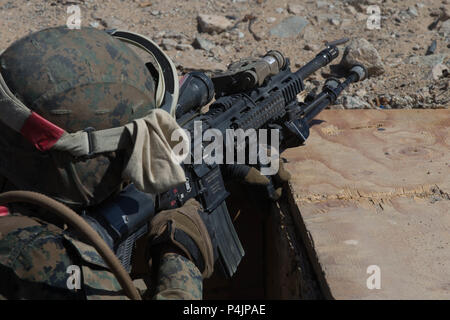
<box><xmin>0</xmin><ymin>26</ymin><xmax>184</xmax><ymax>208</ymax></box>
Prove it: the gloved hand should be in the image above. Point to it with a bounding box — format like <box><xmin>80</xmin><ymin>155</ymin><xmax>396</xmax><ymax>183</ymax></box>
<box><xmin>222</xmin><ymin>157</ymin><xmax>291</xmax><ymax>200</ymax></box>
<box><xmin>148</xmin><ymin>198</ymin><xmax>215</xmax><ymax>279</ymax></box>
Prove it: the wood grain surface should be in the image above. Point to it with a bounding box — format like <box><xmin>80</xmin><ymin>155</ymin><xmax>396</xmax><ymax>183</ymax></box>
<box><xmin>283</xmin><ymin>109</ymin><xmax>450</xmax><ymax>299</ymax></box>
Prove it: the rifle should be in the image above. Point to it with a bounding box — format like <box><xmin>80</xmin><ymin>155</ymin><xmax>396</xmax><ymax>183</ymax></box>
<box><xmin>155</xmin><ymin>43</ymin><xmax>367</xmax><ymax>277</ymax></box>
<box><xmin>87</xmin><ymin>42</ymin><xmax>367</xmax><ymax>278</ymax></box>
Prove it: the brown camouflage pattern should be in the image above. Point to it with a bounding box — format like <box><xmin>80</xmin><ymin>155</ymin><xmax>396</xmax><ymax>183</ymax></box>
<box><xmin>0</xmin><ymin>213</ymin><xmax>203</xmax><ymax>300</ymax></box>
<box><xmin>0</xmin><ymin>26</ymin><xmax>156</xmax><ymax>132</ymax></box>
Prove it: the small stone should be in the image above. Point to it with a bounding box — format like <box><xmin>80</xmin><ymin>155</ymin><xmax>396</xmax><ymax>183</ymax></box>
<box><xmin>275</xmin><ymin>7</ymin><xmax>284</xmax><ymax>14</ymax></box>
<box><xmin>408</xmin><ymin>54</ymin><xmax>448</xmax><ymax>68</ymax></box>
<box><xmin>355</xmin><ymin>12</ymin><xmax>367</xmax><ymax>21</ymax></box>
<box><xmin>266</xmin><ymin>17</ymin><xmax>276</xmax><ymax>24</ymax></box>
<box><xmin>211</xmin><ymin>46</ymin><xmax>226</xmax><ymax>58</ymax></box>
<box><xmin>304</xmin><ymin>43</ymin><xmax>320</xmax><ymax>51</ymax></box>
<box><xmin>356</xmin><ymin>88</ymin><xmax>367</xmax><ymax>97</ymax></box>
<box><xmin>102</xmin><ymin>17</ymin><xmax>125</xmax><ymax>29</ymax></box>
<box><xmin>316</xmin><ymin>1</ymin><xmax>328</xmax><ymax>9</ymax></box>
<box><xmin>161</xmin><ymin>38</ymin><xmax>178</xmax><ymax>50</ymax></box>
<box><xmin>176</xmin><ymin>44</ymin><xmax>193</xmax><ymax>51</ymax></box>
<box><xmin>151</xmin><ymin>10</ymin><xmax>160</xmax><ymax>16</ymax></box>
<box><xmin>174</xmin><ymin>50</ymin><xmax>226</xmax><ymax>72</ymax></box>
<box><xmin>407</xmin><ymin>7</ymin><xmax>419</xmax><ymax>17</ymax></box>
<box><xmin>197</xmin><ymin>14</ymin><xmax>233</xmax><ymax>34</ymax></box>
<box><xmin>162</xmin><ymin>31</ymin><xmax>185</xmax><ymax>40</ymax></box>
<box><xmin>192</xmin><ymin>36</ymin><xmax>215</xmax><ymax>51</ymax></box>
<box><xmin>89</xmin><ymin>21</ymin><xmax>100</xmax><ymax>28</ymax></box>
<box><xmin>341</xmin><ymin>38</ymin><xmax>385</xmax><ymax>77</ymax></box>
<box><xmin>269</xmin><ymin>16</ymin><xmax>309</xmax><ymax>38</ymax></box>
<box><xmin>366</xmin><ymin>0</ymin><xmax>382</xmax><ymax>4</ymax></box>
<box><xmin>330</xmin><ymin>18</ymin><xmax>341</xmax><ymax>26</ymax></box>
<box><xmin>345</xmin><ymin>6</ymin><xmax>357</xmax><ymax>15</ymax></box>
<box><xmin>287</xmin><ymin>4</ymin><xmax>305</xmax><ymax>15</ymax></box>
<box><xmin>429</xmin><ymin>63</ymin><xmax>449</xmax><ymax>80</ymax></box>
<box><xmin>440</xmin><ymin>20</ymin><xmax>450</xmax><ymax>37</ymax></box>
<box><xmin>342</xmin><ymin>96</ymin><xmax>372</xmax><ymax>109</ymax></box>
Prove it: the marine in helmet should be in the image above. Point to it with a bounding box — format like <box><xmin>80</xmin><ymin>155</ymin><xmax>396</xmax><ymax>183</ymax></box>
<box><xmin>0</xmin><ymin>26</ymin><xmax>214</xmax><ymax>300</ymax></box>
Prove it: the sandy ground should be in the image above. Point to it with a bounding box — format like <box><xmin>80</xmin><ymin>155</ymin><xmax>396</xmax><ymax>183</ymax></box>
<box><xmin>0</xmin><ymin>0</ymin><xmax>449</xmax><ymax>109</ymax></box>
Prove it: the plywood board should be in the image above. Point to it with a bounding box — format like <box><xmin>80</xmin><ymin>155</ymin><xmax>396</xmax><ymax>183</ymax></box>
<box><xmin>284</xmin><ymin>109</ymin><xmax>450</xmax><ymax>299</ymax></box>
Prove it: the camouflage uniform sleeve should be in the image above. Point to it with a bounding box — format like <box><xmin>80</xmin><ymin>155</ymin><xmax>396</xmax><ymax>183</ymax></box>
<box><xmin>153</xmin><ymin>253</ymin><xmax>203</xmax><ymax>300</ymax></box>
<box><xmin>0</xmin><ymin>217</ymin><xmax>84</xmax><ymax>299</ymax></box>
<box><xmin>0</xmin><ymin>214</ymin><xmax>203</xmax><ymax>300</ymax></box>
<box><xmin>0</xmin><ymin>214</ymin><xmax>126</xmax><ymax>300</ymax></box>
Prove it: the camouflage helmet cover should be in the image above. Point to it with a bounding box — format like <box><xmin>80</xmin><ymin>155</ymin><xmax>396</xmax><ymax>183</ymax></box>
<box><xmin>0</xmin><ymin>26</ymin><xmax>175</xmax><ymax>207</ymax></box>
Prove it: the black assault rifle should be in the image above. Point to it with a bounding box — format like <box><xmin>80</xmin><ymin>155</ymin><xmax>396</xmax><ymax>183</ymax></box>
<box><xmin>156</xmin><ymin>43</ymin><xmax>367</xmax><ymax>277</ymax></box>
<box><xmin>88</xmin><ymin>42</ymin><xmax>367</xmax><ymax>278</ymax></box>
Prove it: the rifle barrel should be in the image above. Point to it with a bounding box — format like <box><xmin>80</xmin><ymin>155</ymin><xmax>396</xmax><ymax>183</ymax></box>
<box><xmin>303</xmin><ymin>70</ymin><xmax>362</xmax><ymax>124</ymax></box>
<box><xmin>295</xmin><ymin>45</ymin><xmax>339</xmax><ymax>80</ymax></box>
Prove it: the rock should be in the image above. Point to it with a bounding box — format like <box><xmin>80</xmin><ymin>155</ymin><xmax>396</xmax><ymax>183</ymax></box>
<box><xmin>197</xmin><ymin>14</ymin><xmax>233</xmax><ymax>34</ymax></box>
<box><xmin>269</xmin><ymin>16</ymin><xmax>308</xmax><ymax>38</ymax></box>
<box><xmin>192</xmin><ymin>36</ymin><xmax>215</xmax><ymax>51</ymax></box>
<box><xmin>162</xmin><ymin>31</ymin><xmax>185</xmax><ymax>40</ymax></box>
<box><xmin>302</xmin><ymin>25</ymin><xmax>317</xmax><ymax>41</ymax></box>
<box><xmin>304</xmin><ymin>43</ymin><xmax>320</xmax><ymax>51</ymax></box>
<box><xmin>366</xmin><ymin>0</ymin><xmax>383</xmax><ymax>4</ymax></box>
<box><xmin>391</xmin><ymin>95</ymin><xmax>415</xmax><ymax>108</ymax></box>
<box><xmin>341</xmin><ymin>38</ymin><xmax>385</xmax><ymax>77</ymax></box>
<box><xmin>161</xmin><ymin>38</ymin><xmax>178</xmax><ymax>50</ymax></box>
<box><xmin>102</xmin><ymin>17</ymin><xmax>125</xmax><ymax>29</ymax></box>
<box><xmin>330</xmin><ymin>18</ymin><xmax>341</xmax><ymax>26</ymax></box>
<box><xmin>355</xmin><ymin>88</ymin><xmax>367</xmax><ymax>98</ymax></box>
<box><xmin>342</xmin><ymin>96</ymin><xmax>372</xmax><ymax>109</ymax></box>
<box><xmin>174</xmin><ymin>50</ymin><xmax>226</xmax><ymax>72</ymax></box>
<box><xmin>429</xmin><ymin>63</ymin><xmax>449</xmax><ymax>80</ymax></box>
<box><xmin>408</xmin><ymin>54</ymin><xmax>448</xmax><ymax>68</ymax></box>
<box><xmin>275</xmin><ymin>8</ymin><xmax>284</xmax><ymax>14</ymax></box>
<box><xmin>89</xmin><ymin>21</ymin><xmax>100</xmax><ymax>28</ymax></box>
<box><xmin>287</xmin><ymin>4</ymin><xmax>305</xmax><ymax>15</ymax></box>
<box><xmin>440</xmin><ymin>20</ymin><xmax>450</xmax><ymax>37</ymax></box>
<box><xmin>316</xmin><ymin>1</ymin><xmax>328</xmax><ymax>9</ymax></box>
<box><xmin>211</xmin><ymin>46</ymin><xmax>226</xmax><ymax>58</ymax></box>
<box><xmin>355</xmin><ymin>12</ymin><xmax>367</xmax><ymax>21</ymax></box>
<box><xmin>315</xmin><ymin>13</ymin><xmax>341</xmax><ymax>24</ymax></box>
<box><xmin>345</xmin><ymin>6</ymin><xmax>357</xmax><ymax>15</ymax></box>
<box><xmin>407</xmin><ymin>7</ymin><xmax>419</xmax><ymax>17</ymax></box>
<box><xmin>233</xmin><ymin>30</ymin><xmax>245</xmax><ymax>38</ymax></box>
<box><xmin>176</xmin><ymin>44</ymin><xmax>193</xmax><ymax>51</ymax></box>
<box><xmin>266</xmin><ymin>17</ymin><xmax>277</xmax><ymax>23</ymax></box>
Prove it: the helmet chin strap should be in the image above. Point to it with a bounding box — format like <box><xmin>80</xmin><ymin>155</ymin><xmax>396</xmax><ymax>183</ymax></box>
<box><xmin>108</xmin><ymin>30</ymin><xmax>179</xmax><ymax>119</ymax></box>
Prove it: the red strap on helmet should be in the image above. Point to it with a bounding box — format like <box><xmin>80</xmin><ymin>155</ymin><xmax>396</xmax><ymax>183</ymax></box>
<box><xmin>0</xmin><ymin>206</ymin><xmax>9</xmax><ymax>216</ymax></box>
<box><xmin>20</xmin><ymin>112</ymin><xmax>65</xmax><ymax>151</ymax></box>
